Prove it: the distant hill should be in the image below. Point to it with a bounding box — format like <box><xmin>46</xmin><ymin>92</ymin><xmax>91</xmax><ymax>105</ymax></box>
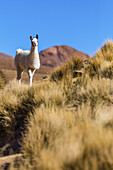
<box><xmin>0</xmin><ymin>53</ymin><xmax>15</xmax><ymax>70</ymax></box>
<box><xmin>40</xmin><ymin>45</ymin><xmax>91</xmax><ymax>67</ymax></box>
<box><xmin>0</xmin><ymin>46</ymin><xmax>90</xmax><ymax>70</ymax></box>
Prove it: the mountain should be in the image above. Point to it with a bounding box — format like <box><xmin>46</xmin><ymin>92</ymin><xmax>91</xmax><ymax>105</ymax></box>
<box><xmin>0</xmin><ymin>53</ymin><xmax>15</xmax><ymax>70</ymax></box>
<box><xmin>0</xmin><ymin>46</ymin><xmax>91</xmax><ymax>70</ymax></box>
<box><xmin>40</xmin><ymin>45</ymin><xmax>91</xmax><ymax>67</ymax></box>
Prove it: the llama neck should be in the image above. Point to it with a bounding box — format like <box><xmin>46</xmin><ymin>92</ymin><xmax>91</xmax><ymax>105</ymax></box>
<box><xmin>29</xmin><ymin>45</ymin><xmax>40</xmax><ymax>69</ymax></box>
<box><xmin>30</xmin><ymin>46</ymin><xmax>38</xmax><ymax>55</ymax></box>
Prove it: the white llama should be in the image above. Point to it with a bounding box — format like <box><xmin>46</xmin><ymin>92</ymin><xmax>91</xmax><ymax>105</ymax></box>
<box><xmin>14</xmin><ymin>34</ymin><xmax>40</xmax><ymax>86</ymax></box>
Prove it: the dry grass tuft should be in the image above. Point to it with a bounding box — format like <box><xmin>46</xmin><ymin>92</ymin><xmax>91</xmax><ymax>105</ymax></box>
<box><xmin>0</xmin><ymin>70</ymin><xmax>7</xmax><ymax>89</ymax></box>
<box><xmin>50</xmin><ymin>56</ymin><xmax>83</xmax><ymax>81</ymax></box>
<box><xmin>37</xmin><ymin>125</ymin><xmax>113</xmax><ymax>170</ymax></box>
<box><xmin>71</xmin><ymin>77</ymin><xmax>113</xmax><ymax>110</ymax></box>
<box><xmin>85</xmin><ymin>40</ymin><xmax>113</xmax><ymax>79</ymax></box>
<box><xmin>0</xmin><ymin>80</ymin><xmax>66</xmax><ymax>154</ymax></box>
<box><xmin>96</xmin><ymin>40</ymin><xmax>113</xmax><ymax>61</ymax></box>
<box><xmin>21</xmin><ymin>107</ymin><xmax>75</xmax><ymax>161</ymax></box>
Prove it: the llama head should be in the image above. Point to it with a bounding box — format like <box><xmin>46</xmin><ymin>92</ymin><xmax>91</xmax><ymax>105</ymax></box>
<box><xmin>30</xmin><ymin>35</ymin><xmax>38</xmax><ymax>47</ymax></box>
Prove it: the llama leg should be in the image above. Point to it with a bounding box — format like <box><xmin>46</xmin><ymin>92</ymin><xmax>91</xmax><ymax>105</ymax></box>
<box><xmin>28</xmin><ymin>69</ymin><xmax>33</xmax><ymax>87</ymax></box>
<box><xmin>17</xmin><ymin>69</ymin><xmax>23</xmax><ymax>85</ymax></box>
<box><xmin>32</xmin><ymin>69</ymin><xmax>36</xmax><ymax>76</ymax></box>
<box><xmin>28</xmin><ymin>69</ymin><xmax>36</xmax><ymax>86</ymax></box>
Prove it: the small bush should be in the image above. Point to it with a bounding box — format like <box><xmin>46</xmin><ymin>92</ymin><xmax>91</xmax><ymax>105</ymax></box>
<box><xmin>101</xmin><ymin>63</ymin><xmax>113</xmax><ymax>79</ymax></box>
<box><xmin>50</xmin><ymin>66</ymin><xmax>64</xmax><ymax>81</ymax></box>
<box><xmin>37</xmin><ymin>126</ymin><xmax>113</xmax><ymax>170</ymax></box>
<box><xmin>18</xmin><ymin>103</ymin><xmax>113</xmax><ymax>170</ymax></box>
<box><xmin>50</xmin><ymin>56</ymin><xmax>83</xmax><ymax>81</ymax></box>
<box><xmin>85</xmin><ymin>57</ymin><xmax>103</xmax><ymax>78</ymax></box>
<box><xmin>0</xmin><ymin>80</ymin><xmax>66</xmax><ymax>153</ymax></box>
<box><xmin>0</xmin><ymin>81</ymin><xmax>29</xmax><ymax>142</ymax></box>
<box><xmin>21</xmin><ymin>107</ymin><xmax>75</xmax><ymax>161</ymax></box>
<box><xmin>85</xmin><ymin>40</ymin><xmax>113</xmax><ymax>78</ymax></box>
<box><xmin>67</xmin><ymin>56</ymin><xmax>83</xmax><ymax>71</ymax></box>
<box><xmin>96</xmin><ymin>40</ymin><xmax>113</xmax><ymax>61</ymax></box>
<box><xmin>69</xmin><ymin>77</ymin><xmax>113</xmax><ymax>111</ymax></box>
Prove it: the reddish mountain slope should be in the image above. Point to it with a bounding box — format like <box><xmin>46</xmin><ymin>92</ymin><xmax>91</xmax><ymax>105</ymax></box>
<box><xmin>0</xmin><ymin>53</ymin><xmax>15</xmax><ymax>70</ymax></box>
<box><xmin>40</xmin><ymin>45</ymin><xmax>90</xmax><ymax>67</ymax></box>
<box><xmin>0</xmin><ymin>46</ymin><xmax>91</xmax><ymax>70</ymax></box>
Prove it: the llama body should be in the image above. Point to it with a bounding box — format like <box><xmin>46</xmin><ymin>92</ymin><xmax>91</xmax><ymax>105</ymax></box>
<box><xmin>14</xmin><ymin>35</ymin><xmax>40</xmax><ymax>86</ymax></box>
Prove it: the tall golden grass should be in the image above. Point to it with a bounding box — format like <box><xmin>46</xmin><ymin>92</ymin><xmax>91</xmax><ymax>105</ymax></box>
<box><xmin>0</xmin><ymin>70</ymin><xmax>7</xmax><ymax>89</ymax></box>
<box><xmin>1</xmin><ymin>40</ymin><xmax>113</xmax><ymax>169</ymax></box>
<box><xmin>50</xmin><ymin>56</ymin><xmax>83</xmax><ymax>81</ymax></box>
<box><xmin>86</xmin><ymin>40</ymin><xmax>113</xmax><ymax>79</ymax></box>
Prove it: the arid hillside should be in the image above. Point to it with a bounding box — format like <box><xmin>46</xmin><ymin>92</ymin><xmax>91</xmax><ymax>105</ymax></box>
<box><xmin>0</xmin><ymin>53</ymin><xmax>15</xmax><ymax>70</ymax></box>
<box><xmin>0</xmin><ymin>46</ymin><xmax>90</xmax><ymax>69</ymax></box>
<box><xmin>0</xmin><ymin>53</ymin><xmax>52</xmax><ymax>82</ymax></box>
<box><xmin>40</xmin><ymin>45</ymin><xmax>90</xmax><ymax>67</ymax></box>
<box><xmin>0</xmin><ymin>46</ymin><xmax>90</xmax><ymax>82</ymax></box>
<box><xmin>1</xmin><ymin>41</ymin><xmax>113</xmax><ymax>169</ymax></box>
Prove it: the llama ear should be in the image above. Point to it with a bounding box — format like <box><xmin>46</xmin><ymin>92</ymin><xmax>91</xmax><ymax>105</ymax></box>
<box><xmin>30</xmin><ymin>36</ymin><xmax>32</xmax><ymax>40</ymax></box>
<box><xmin>36</xmin><ymin>34</ymin><xmax>38</xmax><ymax>39</ymax></box>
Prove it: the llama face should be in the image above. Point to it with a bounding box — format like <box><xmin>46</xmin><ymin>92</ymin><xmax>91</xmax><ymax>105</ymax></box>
<box><xmin>31</xmin><ymin>38</ymin><xmax>38</xmax><ymax>47</ymax></box>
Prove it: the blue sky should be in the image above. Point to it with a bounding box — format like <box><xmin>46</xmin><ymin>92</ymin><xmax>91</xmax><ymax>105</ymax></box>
<box><xmin>0</xmin><ymin>0</ymin><xmax>113</xmax><ymax>57</ymax></box>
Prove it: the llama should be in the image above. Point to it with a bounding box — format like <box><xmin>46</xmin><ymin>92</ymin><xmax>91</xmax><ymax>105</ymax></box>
<box><xmin>14</xmin><ymin>34</ymin><xmax>40</xmax><ymax>86</ymax></box>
